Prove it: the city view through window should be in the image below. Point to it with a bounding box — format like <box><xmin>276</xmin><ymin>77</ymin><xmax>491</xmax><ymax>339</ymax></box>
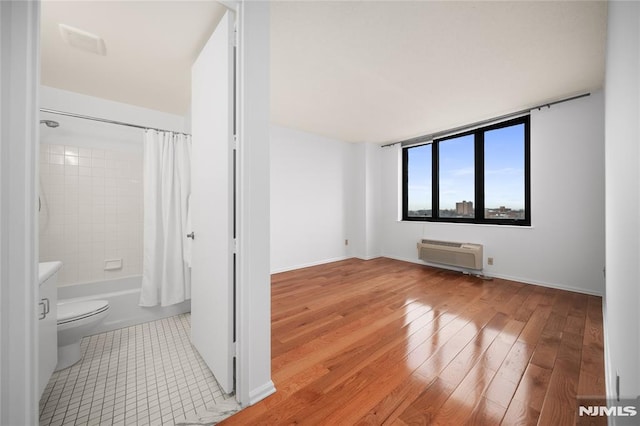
<box><xmin>406</xmin><ymin>121</ymin><xmax>526</xmax><ymax>222</ymax></box>
<box><xmin>408</xmin><ymin>201</ymin><xmax>525</xmax><ymax>220</ymax></box>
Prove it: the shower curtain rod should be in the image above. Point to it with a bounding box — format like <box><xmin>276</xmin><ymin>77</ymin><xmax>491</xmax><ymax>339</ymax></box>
<box><xmin>39</xmin><ymin>108</ymin><xmax>191</xmax><ymax>136</ymax></box>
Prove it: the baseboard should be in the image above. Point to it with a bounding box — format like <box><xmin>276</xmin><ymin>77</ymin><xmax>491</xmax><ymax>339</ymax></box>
<box><xmin>487</xmin><ymin>272</ymin><xmax>604</xmax><ymax>297</ymax></box>
<box><xmin>354</xmin><ymin>255</ymin><xmax>382</xmax><ymax>261</ymax></box>
<box><xmin>247</xmin><ymin>380</ymin><xmax>276</xmax><ymax>406</ymax></box>
<box><xmin>270</xmin><ymin>256</ymin><xmax>349</xmax><ymax>274</ymax></box>
<box><xmin>382</xmin><ymin>255</ymin><xmax>605</xmax><ymax>297</ymax></box>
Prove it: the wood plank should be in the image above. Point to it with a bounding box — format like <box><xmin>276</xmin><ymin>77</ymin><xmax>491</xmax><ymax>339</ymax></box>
<box><xmin>577</xmin><ymin>296</ymin><xmax>605</xmax><ymax>396</ymax></box>
<box><xmin>530</xmin><ymin>330</ymin><xmax>562</xmax><ymax>370</ymax></box>
<box><xmin>517</xmin><ymin>304</ymin><xmax>552</xmax><ymax>345</ymax></box>
<box><xmin>412</xmin><ymin>318</ymin><xmax>527</xmax><ymax>425</ymax></box>
<box><xmin>501</xmin><ymin>397</ymin><xmax>540</xmax><ymax>426</ymax></box>
<box><xmin>467</xmin><ymin>397</ymin><xmax>507</xmax><ymax>425</ymax></box>
<box><xmin>218</xmin><ymin>258</ymin><xmax>606</xmax><ymax>426</ymax></box>
<box><xmin>288</xmin><ymin>307</ymin><xmax>501</xmax><ymax>425</ymax></box>
<box><xmin>537</xmin><ymin>331</ymin><xmax>584</xmax><ymax>425</ymax></box>
<box><xmin>354</xmin><ymin>374</ymin><xmax>431</xmax><ymax>426</ymax></box>
<box><xmin>501</xmin><ymin>362</ymin><xmax>552</xmax><ymax>425</ymax></box>
<box><xmin>396</xmin><ymin>378</ymin><xmax>457</xmax><ymax>425</ymax></box>
<box><xmin>362</xmin><ymin>314</ymin><xmax>510</xmax><ymax>424</ymax></box>
<box><xmin>511</xmin><ymin>363</ymin><xmax>553</xmax><ymax>412</ymax></box>
<box><xmin>576</xmin><ymin>296</ymin><xmax>606</xmax><ymax>426</ymax></box>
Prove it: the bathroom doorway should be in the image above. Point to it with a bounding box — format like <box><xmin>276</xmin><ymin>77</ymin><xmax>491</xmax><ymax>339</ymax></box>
<box><xmin>37</xmin><ymin>0</ymin><xmax>238</xmax><ymax>422</ymax></box>
<box><xmin>0</xmin><ymin>1</ymin><xmax>270</xmax><ymax>421</ymax></box>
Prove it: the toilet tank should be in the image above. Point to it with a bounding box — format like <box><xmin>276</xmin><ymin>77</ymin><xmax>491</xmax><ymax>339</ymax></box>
<box><xmin>38</xmin><ymin>261</ymin><xmax>62</xmax><ymax>397</ymax></box>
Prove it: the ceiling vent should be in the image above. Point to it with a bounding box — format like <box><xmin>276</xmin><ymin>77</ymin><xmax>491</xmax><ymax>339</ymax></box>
<box><xmin>59</xmin><ymin>24</ymin><xmax>106</xmax><ymax>56</ymax></box>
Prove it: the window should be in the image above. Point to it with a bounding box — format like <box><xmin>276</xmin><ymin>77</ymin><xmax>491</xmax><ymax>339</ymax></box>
<box><xmin>405</xmin><ymin>144</ymin><xmax>432</xmax><ymax>218</ymax></box>
<box><xmin>438</xmin><ymin>134</ymin><xmax>475</xmax><ymax>218</ymax></box>
<box><xmin>402</xmin><ymin>116</ymin><xmax>530</xmax><ymax>225</ymax></box>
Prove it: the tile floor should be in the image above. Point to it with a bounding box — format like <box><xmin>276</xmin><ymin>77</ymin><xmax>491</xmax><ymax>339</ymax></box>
<box><xmin>39</xmin><ymin>313</ymin><xmax>236</xmax><ymax>426</ymax></box>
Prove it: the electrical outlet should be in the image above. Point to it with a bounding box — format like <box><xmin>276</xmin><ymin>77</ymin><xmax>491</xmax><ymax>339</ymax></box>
<box><xmin>487</xmin><ymin>257</ymin><xmax>494</xmax><ymax>266</ymax></box>
<box><xmin>345</xmin><ymin>239</ymin><xmax>349</xmax><ymax>246</ymax></box>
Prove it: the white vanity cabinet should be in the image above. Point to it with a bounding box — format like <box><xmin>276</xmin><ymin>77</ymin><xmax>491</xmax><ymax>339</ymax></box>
<box><xmin>38</xmin><ymin>261</ymin><xmax>61</xmax><ymax>397</ymax></box>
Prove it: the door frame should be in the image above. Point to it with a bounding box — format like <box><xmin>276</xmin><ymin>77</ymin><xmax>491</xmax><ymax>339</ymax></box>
<box><xmin>232</xmin><ymin>0</ymin><xmax>275</xmax><ymax>406</ymax></box>
<box><xmin>0</xmin><ymin>0</ymin><xmax>40</xmax><ymax>423</ymax></box>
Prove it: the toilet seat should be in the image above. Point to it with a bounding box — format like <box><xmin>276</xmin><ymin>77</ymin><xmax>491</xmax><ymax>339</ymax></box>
<box><xmin>57</xmin><ymin>300</ymin><xmax>109</xmax><ymax>325</ymax></box>
<box><xmin>55</xmin><ymin>299</ymin><xmax>110</xmax><ymax>371</ymax></box>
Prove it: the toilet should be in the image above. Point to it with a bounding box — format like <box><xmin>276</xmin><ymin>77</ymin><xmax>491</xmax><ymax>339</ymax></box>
<box><xmin>56</xmin><ymin>299</ymin><xmax>110</xmax><ymax>371</ymax></box>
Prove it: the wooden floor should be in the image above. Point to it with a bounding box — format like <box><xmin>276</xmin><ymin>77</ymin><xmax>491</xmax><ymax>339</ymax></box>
<box><xmin>222</xmin><ymin>258</ymin><xmax>606</xmax><ymax>425</ymax></box>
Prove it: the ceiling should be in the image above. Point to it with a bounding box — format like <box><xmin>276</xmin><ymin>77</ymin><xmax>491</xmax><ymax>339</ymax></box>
<box><xmin>40</xmin><ymin>0</ymin><xmax>227</xmax><ymax>116</ymax></box>
<box><xmin>41</xmin><ymin>1</ymin><xmax>608</xmax><ymax>144</ymax></box>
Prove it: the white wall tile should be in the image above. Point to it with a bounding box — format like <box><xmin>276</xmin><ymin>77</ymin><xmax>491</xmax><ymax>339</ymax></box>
<box><xmin>50</xmin><ymin>154</ymin><xmax>64</xmax><ymax>165</ymax></box>
<box><xmin>64</xmin><ymin>175</ymin><xmax>78</xmax><ymax>186</ymax></box>
<box><xmin>77</xmin><ymin>243</ymin><xmax>92</xmax><ymax>262</ymax></box>
<box><xmin>64</xmin><ymin>212</ymin><xmax>79</xmax><ymax>225</ymax></box>
<box><xmin>64</xmin><ymin>146</ymin><xmax>78</xmax><ymax>156</ymax></box>
<box><xmin>77</xmin><ymin>264</ymin><xmax>93</xmax><ymax>283</ymax></box>
<box><xmin>40</xmin><ymin>142</ymin><xmax>143</xmax><ymax>285</ymax></box>
<box><xmin>49</xmin><ymin>144</ymin><xmax>64</xmax><ymax>155</ymax></box>
<box><xmin>92</xmin><ymin>157</ymin><xmax>105</xmax><ymax>168</ymax></box>
<box><xmin>92</xmin><ymin>209</ymin><xmax>105</xmax><ymax>224</ymax></box>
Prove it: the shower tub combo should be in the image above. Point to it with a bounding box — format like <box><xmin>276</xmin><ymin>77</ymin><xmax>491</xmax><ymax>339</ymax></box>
<box><xmin>57</xmin><ymin>275</ymin><xmax>191</xmax><ymax>335</ymax></box>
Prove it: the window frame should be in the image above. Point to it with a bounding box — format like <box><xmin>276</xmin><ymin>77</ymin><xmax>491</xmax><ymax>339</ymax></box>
<box><xmin>402</xmin><ymin>115</ymin><xmax>531</xmax><ymax>226</ymax></box>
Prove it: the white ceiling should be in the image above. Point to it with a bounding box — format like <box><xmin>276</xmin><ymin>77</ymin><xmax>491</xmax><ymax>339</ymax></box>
<box><xmin>40</xmin><ymin>0</ymin><xmax>227</xmax><ymax>116</ymax></box>
<box><xmin>41</xmin><ymin>1</ymin><xmax>607</xmax><ymax>144</ymax></box>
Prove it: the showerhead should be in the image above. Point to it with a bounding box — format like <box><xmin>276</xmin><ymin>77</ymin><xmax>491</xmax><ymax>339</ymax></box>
<box><xmin>40</xmin><ymin>120</ymin><xmax>59</xmax><ymax>128</ymax></box>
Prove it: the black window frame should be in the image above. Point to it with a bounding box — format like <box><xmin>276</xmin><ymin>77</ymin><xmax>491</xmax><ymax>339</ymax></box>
<box><xmin>402</xmin><ymin>115</ymin><xmax>531</xmax><ymax>226</ymax></box>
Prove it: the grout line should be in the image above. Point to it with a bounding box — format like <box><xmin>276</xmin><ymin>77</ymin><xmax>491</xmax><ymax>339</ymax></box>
<box><xmin>38</xmin><ymin>313</ymin><xmax>228</xmax><ymax>426</ymax></box>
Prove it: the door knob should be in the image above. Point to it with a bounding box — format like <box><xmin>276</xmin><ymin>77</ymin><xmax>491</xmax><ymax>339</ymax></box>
<box><xmin>186</xmin><ymin>232</ymin><xmax>195</xmax><ymax>240</ymax></box>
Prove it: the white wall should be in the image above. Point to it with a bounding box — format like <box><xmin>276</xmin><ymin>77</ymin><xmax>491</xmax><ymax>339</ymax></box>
<box><xmin>604</xmin><ymin>0</ymin><xmax>640</xmax><ymax>403</ymax></box>
<box><xmin>379</xmin><ymin>91</ymin><xmax>605</xmax><ymax>296</ymax></box>
<box><xmin>348</xmin><ymin>143</ymin><xmax>382</xmax><ymax>260</ymax></box>
<box><xmin>271</xmin><ymin>93</ymin><xmax>605</xmax><ymax>297</ymax></box>
<box><xmin>270</xmin><ymin>125</ymin><xmax>351</xmax><ymax>272</ymax></box>
<box><xmin>365</xmin><ymin>144</ymin><xmax>382</xmax><ymax>258</ymax></box>
<box><xmin>270</xmin><ymin>126</ymin><xmax>388</xmax><ymax>272</ymax></box>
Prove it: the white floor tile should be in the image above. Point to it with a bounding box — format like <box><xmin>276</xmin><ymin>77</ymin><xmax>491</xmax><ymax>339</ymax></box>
<box><xmin>39</xmin><ymin>313</ymin><xmax>235</xmax><ymax>426</ymax></box>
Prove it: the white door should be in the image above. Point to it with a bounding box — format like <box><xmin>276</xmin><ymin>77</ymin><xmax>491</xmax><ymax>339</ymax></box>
<box><xmin>190</xmin><ymin>10</ymin><xmax>235</xmax><ymax>394</ymax></box>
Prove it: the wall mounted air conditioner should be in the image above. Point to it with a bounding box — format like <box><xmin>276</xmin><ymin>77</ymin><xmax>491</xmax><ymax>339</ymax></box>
<box><xmin>417</xmin><ymin>239</ymin><xmax>483</xmax><ymax>270</ymax></box>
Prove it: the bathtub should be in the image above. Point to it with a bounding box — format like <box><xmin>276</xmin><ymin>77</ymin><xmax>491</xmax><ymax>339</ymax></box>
<box><xmin>57</xmin><ymin>275</ymin><xmax>191</xmax><ymax>334</ymax></box>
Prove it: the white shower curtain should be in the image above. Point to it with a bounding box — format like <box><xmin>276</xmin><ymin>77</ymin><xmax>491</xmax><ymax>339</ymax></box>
<box><xmin>140</xmin><ymin>130</ymin><xmax>192</xmax><ymax>307</ymax></box>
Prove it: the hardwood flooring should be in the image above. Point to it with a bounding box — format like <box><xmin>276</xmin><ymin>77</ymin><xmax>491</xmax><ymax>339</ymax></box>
<box><xmin>222</xmin><ymin>258</ymin><xmax>606</xmax><ymax>425</ymax></box>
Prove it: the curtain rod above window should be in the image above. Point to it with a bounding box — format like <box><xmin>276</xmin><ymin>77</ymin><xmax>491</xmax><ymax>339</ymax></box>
<box><xmin>381</xmin><ymin>92</ymin><xmax>590</xmax><ymax>148</ymax></box>
<box><xmin>39</xmin><ymin>108</ymin><xmax>191</xmax><ymax>136</ymax></box>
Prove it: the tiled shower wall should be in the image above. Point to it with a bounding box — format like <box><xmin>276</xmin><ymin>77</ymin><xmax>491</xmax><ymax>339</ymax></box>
<box><xmin>39</xmin><ymin>143</ymin><xmax>143</xmax><ymax>286</ymax></box>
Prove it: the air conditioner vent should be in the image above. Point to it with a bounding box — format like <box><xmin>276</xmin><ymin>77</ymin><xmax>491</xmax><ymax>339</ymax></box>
<box><xmin>421</xmin><ymin>239</ymin><xmax>462</xmax><ymax>248</ymax></box>
<box><xmin>417</xmin><ymin>239</ymin><xmax>483</xmax><ymax>270</ymax></box>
